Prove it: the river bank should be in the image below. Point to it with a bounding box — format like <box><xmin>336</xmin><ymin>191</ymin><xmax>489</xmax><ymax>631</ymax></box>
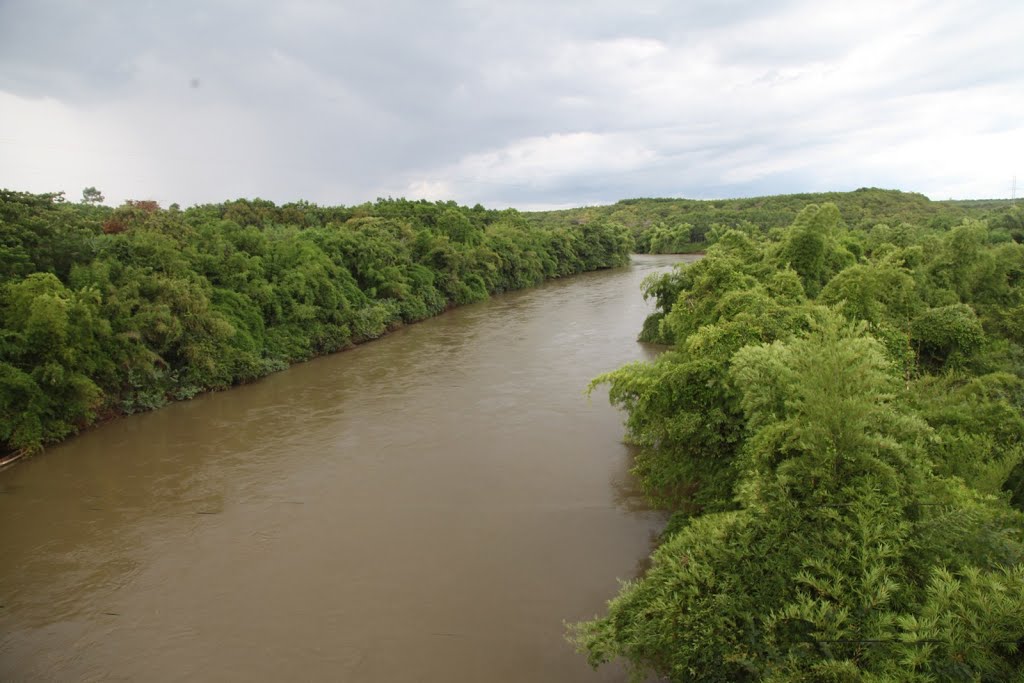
<box><xmin>0</xmin><ymin>254</ymin><xmax>695</xmax><ymax>681</ymax></box>
<box><xmin>0</xmin><ymin>262</ymin><xmax>629</xmax><ymax>473</ymax></box>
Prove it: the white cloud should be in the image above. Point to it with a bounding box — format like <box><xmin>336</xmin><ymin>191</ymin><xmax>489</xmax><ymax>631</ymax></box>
<box><xmin>457</xmin><ymin>131</ymin><xmax>655</xmax><ymax>181</ymax></box>
<box><xmin>399</xmin><ymin>131</ymin><xmax>656</xmax><ymax>206</ymax></box>
<box><xmin>0</xmin><ymin>91</ymin><xmax>153</xmax><ymax>202</ymax></box>
<box><xmin>405</xmin><ymin>179</ymin><xmax>454</xmax><ymax>201</ymax></box>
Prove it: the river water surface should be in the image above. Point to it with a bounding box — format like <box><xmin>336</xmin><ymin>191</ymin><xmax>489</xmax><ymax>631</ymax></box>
<box><xmin>0</xmin><ymin>254</ymin><xmax>695</xmax><ymax>681</ymax></box>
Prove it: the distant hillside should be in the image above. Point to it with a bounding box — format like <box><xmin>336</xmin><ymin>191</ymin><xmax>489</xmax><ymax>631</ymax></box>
<box><xmin>525</xmin><ymin>188</ymin><xmax>1019</xmax><ymax>253</ymax></box>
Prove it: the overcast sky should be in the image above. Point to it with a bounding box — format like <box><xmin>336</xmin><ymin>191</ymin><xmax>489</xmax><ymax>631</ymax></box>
<box><xmin>1</xmin><ymin>0</ymin><xmax>1021</xmax><ymax>209</ymax></box>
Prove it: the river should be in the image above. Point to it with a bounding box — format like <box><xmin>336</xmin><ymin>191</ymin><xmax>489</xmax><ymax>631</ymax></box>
<box><xmin>0</xmin><ymin>254</ymin><xmax>695</xmax><ymax>681</ymax></box>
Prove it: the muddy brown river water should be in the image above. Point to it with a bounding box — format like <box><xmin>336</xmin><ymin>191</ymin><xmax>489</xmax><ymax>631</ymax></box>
<box><xmin>0</xmin><ymin>254</ymin><xmax>695</xmax><ymax>682</ymax></box>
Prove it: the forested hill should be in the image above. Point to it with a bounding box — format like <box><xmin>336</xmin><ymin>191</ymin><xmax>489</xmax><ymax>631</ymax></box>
<box><xmin>526</xmin><ymin>188</ymin><xmax>1021</xmax><ymax>254</ymax></box>
<box><xmin>0</xmin><ymin>191</ymin><xmax>631</xmax><ymax>457</ymax></box>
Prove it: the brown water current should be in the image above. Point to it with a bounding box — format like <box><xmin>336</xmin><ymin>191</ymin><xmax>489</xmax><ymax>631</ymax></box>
<box><xmin>0</xmin><ymin>254</ymin><xmax>697</xmax><ymax>681</ymax></box>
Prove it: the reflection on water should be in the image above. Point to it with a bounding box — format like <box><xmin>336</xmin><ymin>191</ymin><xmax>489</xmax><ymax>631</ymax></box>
<box><xmin>0</xmin><ymin>254</ymin><xmax>695</xmax><ymax>682</ymax></box>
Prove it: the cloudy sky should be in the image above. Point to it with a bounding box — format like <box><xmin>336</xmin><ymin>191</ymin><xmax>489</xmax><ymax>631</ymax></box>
<box><xmin>1</xmin><ymin>0</ymin><xmax>1021</xmax><ymax>209</ymax></box>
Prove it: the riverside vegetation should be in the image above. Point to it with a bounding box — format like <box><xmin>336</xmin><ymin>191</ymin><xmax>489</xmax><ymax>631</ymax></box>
<box><xmin>570</xmin><ymin>198</ymin><xmax>1024</xmax><ymax>680</ymax></box>
<box><xmin>528</xmin><ymin>188</ymin><xmax>1020</xmax><ymax>255</ymax></box>
<box><xmin>5</xmin><ymin>185</ymin><xmax>1024</xmax><ymax>680</ymax></box>
<box><xmin>0</xmin><ymin>190</ymin><xmax>630</xmax><ymax>457</ymax></box>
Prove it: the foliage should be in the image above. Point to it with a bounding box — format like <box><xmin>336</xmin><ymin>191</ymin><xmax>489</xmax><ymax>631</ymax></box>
<box><xmin>527</xmin><ymin>188</ymin><xmax>1015</xmax><ymax>254</ymax></box>
<box><xmin>0</xmin><ymin>192</ymin><xmax>631</xmax><ymax>455</ymax></box>
<box><xmin>81</xmin><ymin>186</ymin><xmax>105</xmax><ymax>205</ymax></box>
<box><xmin>574</xmin><ymin>200</ymin><xmax>1024</xmax><ymax>680</ymax></box>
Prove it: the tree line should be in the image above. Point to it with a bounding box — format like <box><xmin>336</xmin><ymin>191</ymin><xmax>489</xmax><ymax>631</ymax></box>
<box><xmin>0</xmin><ymin>190</ymin><xmax>631</xmax><ymax>456</ymax></box>
<box><xmin>571</xmin><ymin>201</ymin><xmax>1024</xmax><ymax>680</ymax></box>
<box><xmin>528</xmin><ymin>188</ymin><xmax>1022</xmax><ymax>255</ymax></box>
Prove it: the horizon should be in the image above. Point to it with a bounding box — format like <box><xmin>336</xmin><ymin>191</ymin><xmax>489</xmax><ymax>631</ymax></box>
<box><xmin>4</xmin><ymin>185</ymin><xmax>1017</xmax><ymax>214</ymax></box>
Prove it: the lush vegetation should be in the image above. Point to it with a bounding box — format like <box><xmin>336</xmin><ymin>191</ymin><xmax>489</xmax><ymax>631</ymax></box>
<box><xmin>571</xmin><ymin>200</ymin><xmax>1024</xmax><ymax>680</ymax></box>
<box><xmin>0</xmin><ymin>190</ymin><xmax>631</xmax><ymax>456</ymax></box>
<box><xmin>527</xmin><ymin>188</ymin><xmax>1021</xmax><ymax>254</ymax></box>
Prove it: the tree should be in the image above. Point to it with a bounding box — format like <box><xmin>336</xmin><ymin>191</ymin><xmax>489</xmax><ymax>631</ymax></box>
<box><xmin>81</xmin><ymin>186</ymin><xmax>105</xmax><ymax>205</ymax></box>
<box><xmin>0</xmin><ymin>273</ymin><xmax>110</xmax><ymax>452</ymax></box>
<box><xmin>573</xmin><ymin>313</ymin><xmax>1024</xmax><ymax>681</ymax></box>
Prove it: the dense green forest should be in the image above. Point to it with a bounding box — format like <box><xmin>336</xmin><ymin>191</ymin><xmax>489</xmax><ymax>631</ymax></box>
<box><xmin>570</xmin><ymin>200</ymin><xmax>1024</xmax><ymax>680</ymax></box>
<box><xmin>527</xmin><ymin>188</ymin><xmax>1021</xmax><ymax>254</ymax></box>
<box><xmin>0</xmin><ymin>190</ymin><xmax>631</xmax><ymax>457</ymax></box>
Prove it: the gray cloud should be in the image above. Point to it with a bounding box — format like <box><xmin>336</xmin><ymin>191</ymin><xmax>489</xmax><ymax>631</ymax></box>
<box><xmin>1</xmin><ymin>0</ymin><xmax>1021</xmax><ymax>208</ymax></box>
